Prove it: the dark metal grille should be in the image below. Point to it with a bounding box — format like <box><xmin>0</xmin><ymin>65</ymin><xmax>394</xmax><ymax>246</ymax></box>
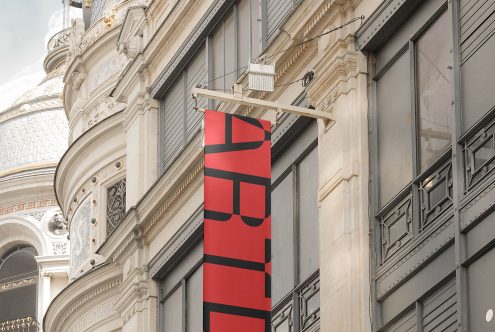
<box><xmin>90</xmin><ymin>0</ymin><xmax>107</xmax><ymax>25</ymax></box>
<box><xmin>106</xmin><ymin>178</ymin><xmax>126</xmax><ymax>235</ymax></box>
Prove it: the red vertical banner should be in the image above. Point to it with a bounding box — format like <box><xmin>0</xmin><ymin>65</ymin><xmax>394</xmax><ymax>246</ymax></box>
<box><xmin>203</xmin><ymin>110</ymin><xmax>271</xmax><ymax>332</ymax></box>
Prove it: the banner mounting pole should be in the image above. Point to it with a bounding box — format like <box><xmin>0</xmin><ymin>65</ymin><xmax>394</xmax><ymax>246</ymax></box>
<box><xmin>192</xmin><ymin>87</ymin><xmax>334</xmax><ymax>127</ymax></box>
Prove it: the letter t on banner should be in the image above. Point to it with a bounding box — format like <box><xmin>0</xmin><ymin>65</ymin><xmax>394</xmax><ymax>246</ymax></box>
<box><xmin>203</xmin><ymin>110</ymin><xmax>271</xmax><ymax>332</ymax></box>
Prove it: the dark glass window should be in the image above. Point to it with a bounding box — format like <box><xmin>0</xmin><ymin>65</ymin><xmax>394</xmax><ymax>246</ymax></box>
<box><xmin>417</xmin><ymin>12</ymin><xmax>452</xmax><ymax>171</ymax></box>
<box><xmin>159</xmin><ymin>0</ymin><xmax>262</xmax><ymax>173</ymax></box>
<box><xmin>159</xmin><ymin>242</ymin><xmax>203</xmax><ymax>332</ymax></box>
<box><xmin>271</xmin><ymin>119</ymin><xmax>320</xmax><ymax>332</ymax></box>
<box><xmin>0</xmin><ymin>246</ymin><xmax>38</xmax><ymax>323</ymax></box>
<box><xmin>376</xmin><ymin>50</ymin><xmax>412</xmax><ymax>206</ymax></box>
<box><xmin>375</xmin><ymin>9</ymin><xmax>452</xmax><ymax>209</ymax></box>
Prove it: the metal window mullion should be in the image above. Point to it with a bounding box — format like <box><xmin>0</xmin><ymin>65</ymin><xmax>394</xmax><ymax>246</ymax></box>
<box><xmin>292</xmin><ymin>290</ymin><xmax>301</xmax><ymax>332</ymax></box>
<box><xmin>182</xmin><ymin>278</ymin><xmax>187</xmax><ymax>332</ymax></box>
<box><xmin>234</xmin><ymin>3</ymin><xmax>239</xmax><ymax>77</ymax></box>
<box><xmin>293</xmin><ymin>163</ymin><xmax>300</xmax><ymax>287</ymax></box>
<box><xmin>416</xmin><ymin>300</ymin><xmax>424</xmax><ymax>332</ymax></box>
<box><xmin>370</xmin><ymin>53</ymin><xmax>383</xmax><ymax>330</ymax></box>
<box><xmin>410</xmin><ymin>40</ymin><xmax>421</xmax><ymax>237</ymax></box>
<box><xmin>261</xmin><ymin>0</ymin><xmax>267</xmax><ymax>51</ymax></box>
<box><xmin>183</xmin><ymin>71</ymin><xmax>188</xmax><ymax>146</ymax></box>
<box><xmin>206</xmin><ymin>35</ymin><xmax>214</xmax><ymax>109</ymax></box>
<box><xmin>450</xmin><ymin>0</ymin><xmax>469</xmax><ymax>330</ymax></box>
<box><xmin>248</xmin><ymin>0</ymin><xmax>253</xmax><ymax>62</ymax></box>
<box><xmin>223</xmin><ymin>21</ymin><xmax>226</xmax><ymax>92</ymax></box>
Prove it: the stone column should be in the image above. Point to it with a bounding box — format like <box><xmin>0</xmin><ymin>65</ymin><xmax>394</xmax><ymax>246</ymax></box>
<box><xmin>38</xmin><ymin>272</ymin><xmax>52</xmax><ymax>322</ymax></box>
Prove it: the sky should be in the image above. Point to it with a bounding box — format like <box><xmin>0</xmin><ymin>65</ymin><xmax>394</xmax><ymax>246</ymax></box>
<box><xmin>0</xmin><ymin>1</ymin><xmax>81</xmax><ymax>111</ymax></box>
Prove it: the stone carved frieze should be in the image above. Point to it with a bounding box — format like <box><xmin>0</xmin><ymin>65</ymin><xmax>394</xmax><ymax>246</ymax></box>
<box><xmin>52</xmin><ymin>242</ymin><xmax>69</xmax><ymax>255</ymax></box>
<box><xmin>86</xmin><ymin>97</ymin><xmax>126</xmax><ymax>130</ymax></box>
<box><xmin>21</xmin><ymin>210</ymin><xmax>46</xmax><ymax>221</ymax></box>
<box><xmin>70</xmin><ymin>197</ymin><xmax>91</xmax><ymax>278</ymax></box>
<box><xmin>67</xmin><ymin>296</ymin><xmax>117</xmax><ymax>332</ymax></box>
<box><xmin>0</xmin><ymin>200</ymin><xmax>58</xmax><ymax>216</ymax></box>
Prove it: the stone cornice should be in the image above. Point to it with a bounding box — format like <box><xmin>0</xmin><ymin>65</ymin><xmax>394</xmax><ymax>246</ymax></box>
<box><xmin>0</xmin><ymin>163</ymin><xmax>57</xmax><ymax>184</ymax></box>
<box><xmin>44</xmin><ymin>263</ymin><xmax>123</xmax><ymax>332</ymax></box>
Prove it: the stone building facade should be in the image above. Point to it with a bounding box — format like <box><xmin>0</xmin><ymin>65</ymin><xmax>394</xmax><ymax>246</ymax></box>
<box><xmin>0</xmin><ymin>23</ymin><xmax>71</xmax><ymax>331</ymax></box>
<box><xmin>42</xmin><ymin>0</ymin><xmax>495</xmax><ymax>331</ymax></box>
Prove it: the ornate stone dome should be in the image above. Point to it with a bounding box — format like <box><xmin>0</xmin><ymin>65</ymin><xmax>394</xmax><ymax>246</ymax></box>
<box><xmin>0</xmin><ymin>74</ymin><xmax>68</xmax><ymax>174</ymax></box>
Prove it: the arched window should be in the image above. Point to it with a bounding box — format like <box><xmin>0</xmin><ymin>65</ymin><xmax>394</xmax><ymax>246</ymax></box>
<box><xmin>0</xmin><ymin>245</ymin><xmax>38</xmax><ymax>324</ymax></box>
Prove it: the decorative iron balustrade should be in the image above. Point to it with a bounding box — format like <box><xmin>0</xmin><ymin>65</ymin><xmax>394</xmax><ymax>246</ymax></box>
<box><xmin>380</xmin><ymin>195</ymin><xmax>413</xmax><ymax>262</ymax></box>
<box><xmin>47</xmin><ymin>28</ymin><xmax>71</xmax><ymax>53</ymax></box>
<box><xmin>419</xmin><ymin>161</ymin><xmax>453</xmax><ymax>229</ymax></box>
<box><xmin>106</xmin><ymin>178</ymin><xmax>126</xmax><ymax>235</ymax></box>
<box><xmin>0</xmin><ymin>271</ymin><xmax>37</xmax><ymax>293</ymax></box>
<box><xmin>464</xmin><ymin>117</ymin><xmax>495</xmax><ymax>190</ymax></box>
<box><xmin>0</xmin><ymin>317</ymin><xmax>39</xmax><ymax>332</ymax></box>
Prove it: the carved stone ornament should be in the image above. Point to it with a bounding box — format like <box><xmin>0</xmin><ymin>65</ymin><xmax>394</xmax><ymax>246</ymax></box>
<box><xmin>48</xmin><ymin>213</ymin><xmax>69</xmax><ymax>236</ymax></box>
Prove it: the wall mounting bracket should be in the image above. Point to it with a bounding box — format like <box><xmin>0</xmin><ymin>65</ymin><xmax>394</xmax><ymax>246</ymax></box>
<box><xmin>191</xmin><ymin>87</ymin><xmax>334</xmax><ymax>127</ymax></box>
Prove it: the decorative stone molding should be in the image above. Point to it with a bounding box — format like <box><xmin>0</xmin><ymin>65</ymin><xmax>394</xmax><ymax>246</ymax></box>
<box><xmin>60</xmin><ymin>275</ymin><xmax>122</xmax><ymax>325</ymax></box>
<box><xmin>52</xmin><ymin>242</ymin><xmax>69</xmax><ymax>255</ymax></box>
<box><xmin>66</xmin><ymin>0</ymin><xmax>151</xmax><ymax>70</ymax></box>
<box><xmin>144</xmin><ymin>159</ymin><xmax>204</xmax><ymax>236</ymax></box>
<box><xmin>21</xmin><ymin>210</ymin><xmax>46</xmax><ymax>221</ymax></box>
<box><xmin>66</xmin><ymin>296</ymin><xmax>117</xmax><ymax>332</ymax></box>
<box><xmin>0</xmin><ymin>200</ymin><xmax>58</xmax><ymax>216</ymax></box>
<box><xmin>86</xmin><ymin>97</ymin><xmax>126</xmax><ymax>131</ymax></box>
<box><xmin>114</xmin><ymin>271</ymin><xmax>150</xmax><ymax>324</ymax></box>
<box><xmin>117</xmin><ymin>6</ymin><xmax>146</xmax><ymax>61</ymax></box>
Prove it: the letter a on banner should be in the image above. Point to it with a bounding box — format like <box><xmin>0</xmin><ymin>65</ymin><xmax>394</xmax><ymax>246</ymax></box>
<box><xmin>203</xmin><ymin>109</ymin><xmax>271</xmax><ymax>332</ymax></box>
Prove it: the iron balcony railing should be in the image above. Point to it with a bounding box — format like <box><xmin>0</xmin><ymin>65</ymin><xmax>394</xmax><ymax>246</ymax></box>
<box><xmin>0</xmin><ymin>271</ymin><xmax>38</xmax><ymax>293</ymax></box>
<box><xmin>0</xmin><ymin>317</ymin><xmax>39</xmax><ymax>332</ymax></box>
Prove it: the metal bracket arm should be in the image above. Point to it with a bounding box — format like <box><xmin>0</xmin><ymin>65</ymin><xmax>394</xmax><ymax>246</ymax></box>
<box><xmin>191</xmin><ymin>88</ymin><xmax>334</xmax><ymax>124</ymax></box>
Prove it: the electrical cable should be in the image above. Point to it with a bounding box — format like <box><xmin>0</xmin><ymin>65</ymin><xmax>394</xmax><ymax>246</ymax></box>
<box><xmin>198</xmin><ymin>16</ymin><xmax>365</xmax><ymax>88</ymax></box>
<box><xmin>260</xmin><ymin>15</ymin><xmax>365</xmax><ymax>60</ymax></box>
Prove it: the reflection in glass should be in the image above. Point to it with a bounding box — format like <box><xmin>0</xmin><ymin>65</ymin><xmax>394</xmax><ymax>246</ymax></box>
<box><xmin>163</xmin><ymin>286</ymin><xmax>183</xmax><ymax>331</ymax></box>
<box><xmin>417</xmin><ymin>11</ymin><xmax>452</xmax><ymax>171</ymax></box>
<box><xmin>377</xmin><ymin>51</ymin><xmax>412</xmax><ymax>206</ymax></box>
<box><xmin>272</xmin><ymin>173</ymin><xmax>295</xmax><ymax>305</ymax></box>
<box><xmin>298</xmin><ymin>147</ymin><xmax>319</xmax><ymax>281</ymax></box>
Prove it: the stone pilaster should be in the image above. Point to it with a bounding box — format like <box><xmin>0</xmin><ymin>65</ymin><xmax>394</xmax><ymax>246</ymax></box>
<box><xmin>123</xmin><ymin>92</ymin><xmax>159</xmax><ymax>209</ymax></box>
<box><xmin>306</xmin><ymin>8</ymin><xmax>371</xmax><ymax>332</ymax></box>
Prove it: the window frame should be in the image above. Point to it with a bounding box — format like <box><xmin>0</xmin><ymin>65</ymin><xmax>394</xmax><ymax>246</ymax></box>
<box><xmin>373</xmin><ymin>3</ymin><xmax>453</xmax><ymax>217</ymax></box>
<box><xmin>271</xmin><ymin>119</ymin><xmax>320</xmax><ymax>332</ymax></box>
<box><xmin>158</xmin><ymin>242</ymin><xmax>203</xmax><ymax>332</ymax></box>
